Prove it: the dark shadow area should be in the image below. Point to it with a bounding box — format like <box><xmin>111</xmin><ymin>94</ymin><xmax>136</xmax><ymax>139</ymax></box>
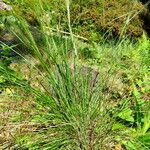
<box><xmin>140</xmin><ymin>0</ymin><xmax>150</xmax><ymax>36</ymax></box>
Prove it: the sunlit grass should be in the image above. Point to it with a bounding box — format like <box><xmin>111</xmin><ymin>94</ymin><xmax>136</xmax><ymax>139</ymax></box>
<box><xmin>0</xmin><ymin>0</ymin><xmax>150</xmax><ymax>149</ymax></box>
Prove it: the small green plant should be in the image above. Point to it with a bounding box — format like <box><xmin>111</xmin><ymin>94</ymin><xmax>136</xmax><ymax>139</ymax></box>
<box><xmin>113</xmin><ymin>84</ymin><xmax>150</xmax><ymax>150</ymax></box>
<box><xmin>0</xmin><ymin>43</ymin><xmax>17</xmax><ymax>66</ymax></box>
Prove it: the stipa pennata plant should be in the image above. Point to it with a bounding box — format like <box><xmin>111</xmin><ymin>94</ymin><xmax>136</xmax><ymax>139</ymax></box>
<box><xmin>10</xmin><ymin>22</ymin><xmax>117</xmax><ymax>150</ymax></box>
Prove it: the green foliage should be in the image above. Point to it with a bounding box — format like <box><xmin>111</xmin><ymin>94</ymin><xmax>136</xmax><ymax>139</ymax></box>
<box><xmin>0</xmin><ymin>43</ymin><xmax>16</xmax><ymax>66</ymax></box>
<box><xmin>118</xmin><ymin>107</ymin><xmax>134</xmax><ymax>122</ymax></box>
<box><xmin>0</xmin><ymin>43</ymin><xmax>29</xmax><ymax>90</ymax></box>
<box><xmin>113</xmin><ymin>83</ymin><xmax>150</xmax><ymax>149</ymax></box>
<box><xmin>0</xmin><ymin>0</ymin><xmax>150</xmax><ymax>149</ymax></box>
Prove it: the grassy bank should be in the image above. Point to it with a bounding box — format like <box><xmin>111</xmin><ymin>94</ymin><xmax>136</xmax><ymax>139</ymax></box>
<box><xmin>0</xmin><ymin>0</ymin><xmax>150</xmax><ymax>149</ymax></box>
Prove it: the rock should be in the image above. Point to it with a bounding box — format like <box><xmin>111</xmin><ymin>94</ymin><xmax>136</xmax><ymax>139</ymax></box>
<box><xmin>0</xmin><ymin>1</ymin><xmax>12</xmax><ymax>11</ymax></box>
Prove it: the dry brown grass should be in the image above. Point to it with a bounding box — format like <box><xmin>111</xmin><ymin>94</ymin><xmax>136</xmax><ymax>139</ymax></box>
<box><xmin>0</xmin><ymin>58</ymin><xmax>39</xmax><ymax>148</ymax></box>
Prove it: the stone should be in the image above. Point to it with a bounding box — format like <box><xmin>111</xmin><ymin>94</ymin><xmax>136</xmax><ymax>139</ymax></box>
<box><xmin>0</xmin><ymin>1</ymin><xmax>12</xmax><ymax>11</ymax></box>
